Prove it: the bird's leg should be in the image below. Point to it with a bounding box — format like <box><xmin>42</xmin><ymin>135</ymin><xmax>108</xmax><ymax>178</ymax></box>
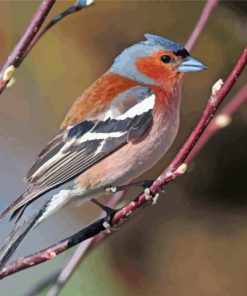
<box><xmin>143</xmin><ymin>187</ymin><xmax>160</xmax><ymax>205</ymax></box>
<box><xmin>128</xmin><ymin>180</ymin><xmax>160</xmax><ymax>204</ymax></box>
<box><xmin>91</xmin><ymin>199</ymin><xmax>118</xmax><ymax>231</ymax></box>
<box><xmin>104</xmin><ymin>179</ymin><xmax>159</xmax><ymax>205</ymax></box>
<box><xmin>104</xmin><ymin>179</ymin><xmax>154</xmax><ymax>193</ymax></box>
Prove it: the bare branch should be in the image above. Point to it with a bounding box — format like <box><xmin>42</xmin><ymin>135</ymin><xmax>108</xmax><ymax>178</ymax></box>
<box><xmin>0</xmin><ymin>0</ymin><xmax>56</xmax><ymax>95</ymax></box>
<box><xmin>46</xmin><ymin>192</ymin><xmax>124</xmax><ymax>296</ymax></box>
<box><xmin>185</xmin><ymin>0</ymin><xmax>218</xmax><ymax>51</ymax></box>
<box><xmin>0</xmin><ymin>0</ymin><xmax>94</xmax><ymax>96</ymax></box>
<box><xmin>1</xmin><ymin>46</ymin><xmax>246</xmax><ymax>280</ymax></box>
<box><xmin>24</xmin><ymin>0</ymin><xmax>94</xmax><ymax>60</ymax></box>
<box><xmin>23</xmin><ymin>192</ymin><xmax>124</xmax><ymax>296</ymax></box>
<box><xmin>22</xmin><ymin>269</ymin><xmax>62</xmax><ymax>296</ymax></box>
<box><xmin>186</xmin><ymin>82</ymin><xmax>247</xmax><ymax>163</ymax></box>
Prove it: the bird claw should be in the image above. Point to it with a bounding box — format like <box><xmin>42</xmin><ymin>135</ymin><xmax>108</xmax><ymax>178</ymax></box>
<box><xmin>144</xmin><ymin>188</ymin><xmax>153</xmax><ymax>200</ymax></box>
<box><xmin>151</xmin><ymin>193</ymin><xmax>160</xmax><ymax>205</ymax></box>
<box><xmin>103</xmin><ymin>221</ymin><xmax>119</xmax><ymax>233</ymax></box>
<box><xmin>91</xmin><ymin>198</ymin><xmax>118</xmax><ymax>226</ymax></box>
<box><xmin>144</xmin><ymin>188</ymin><xmax>160</xmax><ymax>205</ymax></box>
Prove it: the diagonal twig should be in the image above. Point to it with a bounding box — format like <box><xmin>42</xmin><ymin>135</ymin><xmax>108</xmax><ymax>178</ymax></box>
<box><xmin>186</xmin><ymin>82</ymin><xmax>247</xmax><ymax>163</ymax></box>
<box><xmin>0</xmin><ymin>0</ymin><xmax>94</xmax><ymax>96</ymax></box>
<box><xmin>0</xmin><ymin>45</ymin><xmax>246</xmax><ymax>280</ymax></box>
<box><xmin>0</xmin><ymin>0</ymin><xmax>56</xmax><ymax>94</ymax></box>
<box><xmin>185</xmin><ymin>0</ymin><xmax>218</xmax><ymax>51</ymax></box>
<box><xmin>23</xmin><ymin>0</ymin><xmax>94</xmax><ymax>60</ymax></box>
<box><xmin>46</xmin><ymin>191</ymin><xmax>125</xmax><ymax>296</ymax></box>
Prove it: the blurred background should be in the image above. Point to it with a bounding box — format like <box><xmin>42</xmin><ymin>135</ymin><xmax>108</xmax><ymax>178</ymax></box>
<box><xmin>0</xmin><ymin>1</ymin><xmax>246</xmax><ymax>295</ymax></box>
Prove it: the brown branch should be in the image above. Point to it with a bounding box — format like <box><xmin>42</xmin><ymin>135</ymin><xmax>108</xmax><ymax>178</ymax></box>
<box><xmin>23</xmin><ymin>192</ymin><xmax>124</xmax><ymax>296</ymax></box>
<box><xmin>185</xmin><ymin>0</ymin><xmax>218</xmax><ymax>51</ymax></box>
<box><xmin>0</xmin><ymin>0</ymin><xmax>94</xmax><ymax>96</ymax></box>
<box><xmin>46</xmin><ymin>191</ymin><xmax>124</xmax><ymax>296</ymax></box>
<box><xmin>0</xmin><ymin>0</ymin><xmax>56</xmax><ymax>95</ymax></box>
<box><xmin>23</xmin><ymin>0</ymin><xmax>94</xmax><ymax>60</ymax></box>
<box><xmin>186</xmin><ymin>82</ymin><xmax>247</xmax><ymax>163</ymax></box>
<box><xmin>0</xmin><ymin>46</ymin><xmax>246</xmax><ymax>280</ymax></box>
<box><xmin>23</xmin><ymin>269</ymin><xmax>62</xmax><ymax>296</ymax></box>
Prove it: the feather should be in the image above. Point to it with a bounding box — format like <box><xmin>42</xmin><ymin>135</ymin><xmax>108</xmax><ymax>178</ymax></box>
<box><xmin>0</xmin><ymin>89</ymin><xmax>155</xmax><ymax>219</ymax></box>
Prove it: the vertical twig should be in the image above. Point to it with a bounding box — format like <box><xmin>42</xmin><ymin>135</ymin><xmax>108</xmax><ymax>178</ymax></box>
<box><xmin>185</xmin><ymin>0</ymin><xmax>218</xmax><ymax>51</ymax></box>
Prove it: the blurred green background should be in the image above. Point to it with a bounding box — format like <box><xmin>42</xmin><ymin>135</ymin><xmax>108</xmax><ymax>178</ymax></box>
<box><xmin>0</xmin><ymin>1</ymin><xmax>246</xmax><ymax>295</ymax></box>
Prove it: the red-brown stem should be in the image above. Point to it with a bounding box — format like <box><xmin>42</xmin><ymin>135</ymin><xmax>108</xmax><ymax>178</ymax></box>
<box><xmin>185</xmin><ymin>0</ymin><xmax>218</xmax><ymax>51</ymax></box>
<box><xmin>0</xmin><ymin>0</ymin><xmax>56</xmax><ymax>95</ymax></box>
<box><xmin>23</xmin><ymin>1</ymin><xmax>93</xmax><ymax>60</ymax></box>
<box><xmin>186</xmin><ymin>82</ymin><xmax>247</xmax><ymax>163</ymax></box>
<box><xmin>46</xmin><ymin>192</ymin><xmax>125</xmax><ymax>296</ymax></box>
<box><xmin>0</xmin><ymin>0</ymin><xmax>93</xmax><ymax>96</ymax></box>
<box><xmin>0</xmin><ymin>46</ymin><xmax>246</xmax><ymax>280</ymax></box>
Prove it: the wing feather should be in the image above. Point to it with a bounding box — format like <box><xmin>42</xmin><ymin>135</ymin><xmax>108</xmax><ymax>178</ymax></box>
<box><xmin>1</xmin><ymin>91</ymin><xmax>155</xmax><ymax>219</ymax></box>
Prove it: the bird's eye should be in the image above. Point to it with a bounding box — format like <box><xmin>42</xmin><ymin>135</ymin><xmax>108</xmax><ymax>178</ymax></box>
<box><xmin>160</xmin><ymin>55</ymin><xmax>171</xmax><ymax>63</ymax></box>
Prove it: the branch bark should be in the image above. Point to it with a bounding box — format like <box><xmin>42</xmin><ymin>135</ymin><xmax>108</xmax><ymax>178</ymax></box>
<box><xmin>0</xmin><ymin>0</ymin><xmax>56</xmax><ymax>95</ymax></box>
<box><xmin>1</xmin><ymin>46</ymin><xmax>246</xmax><ymax>280</ymax></box>
<box><xmin>0</xmin><ymin>0</ymin><xmax>94</xmax><ymax>96</ymax></box>
<box><xmin>185</xmin><ymin>0</ymin><xmax>218</xmax><ymax>51</ymax></box>
<box><xmin>46</xmin><ymin>191</ymin><xmax>124</xmax><ymax>296</ymax></box>
<box><xmin>186</xmin><ymin>82</ymin><xmax>247</xmax><ymax>163</ymax></box>
<box><xmin>23</xmin><ymin>0</ymin><xmax>94</xmax><ymax>60</ymax></box>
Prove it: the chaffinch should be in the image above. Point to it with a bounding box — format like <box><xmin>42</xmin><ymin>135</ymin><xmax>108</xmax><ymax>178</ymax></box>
<box><xmin>0</xmin><ymin>34</ymin><xmax>207</xmax><ymax>267</ymax></box>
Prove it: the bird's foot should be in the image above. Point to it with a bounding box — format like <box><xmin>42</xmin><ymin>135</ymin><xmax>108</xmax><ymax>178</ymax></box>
<box><xmin>144</xmin><ymin>188</ymin><xmax>160</xmax><ymax>205</ymax></box>
<box><xmin>91</xmin><ymin>199</ymin><xmax>118</xmax><ymax>232</ymax></box>
<box><xmin>102</xmin><ymin>221</ymin><xmax>120</xmax><ymax>233</ymax></box>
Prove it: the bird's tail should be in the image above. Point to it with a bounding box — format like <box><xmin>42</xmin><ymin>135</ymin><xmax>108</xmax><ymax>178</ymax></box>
<box><xmin>0</xmin><ymin>213</ymin><xmax>41</xmax><ymax>269</ymax></box>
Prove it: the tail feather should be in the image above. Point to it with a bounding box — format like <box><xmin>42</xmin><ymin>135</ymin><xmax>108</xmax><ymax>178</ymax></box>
<box><xmin>0</xmin><ymin>212</ymin><xmax>42</xmax><ymax>269</ymax></box>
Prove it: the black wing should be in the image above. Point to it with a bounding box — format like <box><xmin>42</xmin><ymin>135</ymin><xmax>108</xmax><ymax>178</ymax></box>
<box><xmin>1</xmin><ymin>103</ymin><xmax>154</xmax><ymax>219</ymax></box>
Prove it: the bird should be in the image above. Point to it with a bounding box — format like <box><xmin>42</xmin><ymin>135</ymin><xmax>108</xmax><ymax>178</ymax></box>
<box><xmin>0</xmin><ymin>33</ymin><xmax>207</xmax><ymax>268</ymax></box>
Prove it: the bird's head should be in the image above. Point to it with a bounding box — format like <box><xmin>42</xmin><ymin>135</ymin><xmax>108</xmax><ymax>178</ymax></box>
<box><xmin>110</xmin><ymin>33</ymin><xmax>207</xmax><ymax>88</ymax></box>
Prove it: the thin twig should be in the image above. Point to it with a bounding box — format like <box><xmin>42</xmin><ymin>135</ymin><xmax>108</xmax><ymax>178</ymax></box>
<box><xmin>0</xmin><ymin>0</ymin><xmax>94</xmax><ymax>96</ymax></box>
<box><xmin>0</xmin><ymin>46</ymin><xmax>246</xmax><ymax>280</ymax></box>
<box><xmin>0</xmin><ymin>0</ymin><xmax>56</xmax><ymax>95</ymax></box>
<box><xmin>24</xmin><ymin>0</ymin><xmax>94</xmax><ymax>59</ymax></box>
<box><xmin>24</xmin><ymin>192</ymin><xmax>124</xmax><ymax>296</ymax></box>
<box><xmin>46</xmin><ymin>192</ymin><xmax>124</xmax><ymax>296</ymax></box>
<box><xmin>23</xmin><ymin>269</ymin><xmax>62</xmax><ymax>296</ymax></box>
<box><xmin>185</xmin><ymin>0</ymin><xmax>218</xmax><ymax>51</ymax></box>
<box><xmin>186</xmin><ymin>82</ymin><xmax>247</xmax><ymax>163</ymax></box>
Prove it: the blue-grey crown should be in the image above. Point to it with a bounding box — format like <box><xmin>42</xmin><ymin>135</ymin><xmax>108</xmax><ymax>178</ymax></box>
<box><xmin>144</xmin><ymin>33</ymin><xmax>183</xmax><ymax>52</ymax></box>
